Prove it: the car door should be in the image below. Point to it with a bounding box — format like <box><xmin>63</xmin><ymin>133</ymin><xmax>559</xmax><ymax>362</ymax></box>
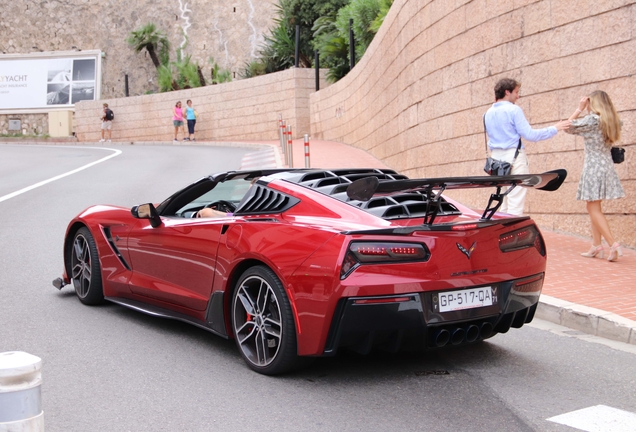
<box><xmin>125</xmin><ymin>216</ymin><xmax>228</xmax><ymax>311</ymax></box>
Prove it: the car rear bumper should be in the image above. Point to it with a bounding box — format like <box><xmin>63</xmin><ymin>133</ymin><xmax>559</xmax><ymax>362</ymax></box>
<box><xmin>322</xmin><ymin>273</ymin><xmax>543</xmax><ymax>355</ymax></box>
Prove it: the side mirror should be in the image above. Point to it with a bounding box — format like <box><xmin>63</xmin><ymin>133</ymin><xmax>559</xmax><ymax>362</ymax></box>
<box><xmin>131</xmin><ymin>203</ymin><xmax>162</xmax><ymax>228</ymax></box>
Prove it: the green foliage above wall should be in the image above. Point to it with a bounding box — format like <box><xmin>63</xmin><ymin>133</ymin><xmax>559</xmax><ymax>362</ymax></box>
<box><xmin>245</xmin><ymin>0</ymin><xmax>393</xmax><ymax>83</ymax></box>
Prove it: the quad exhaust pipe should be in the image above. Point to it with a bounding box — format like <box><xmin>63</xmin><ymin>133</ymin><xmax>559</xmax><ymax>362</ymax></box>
<box><xmin>433</xmin><ymin>322</ymin><xmax>494</xmax><ymax>347</ymax></box>
<box><xmin>434</xmin><ymin>329</ymin><xmax>450</xmax><ymax>347</ymax></box>
<box><xmin>450</xmin><ymin>328</ymin><xmax>465</xmax><ymax>345</ymax></box>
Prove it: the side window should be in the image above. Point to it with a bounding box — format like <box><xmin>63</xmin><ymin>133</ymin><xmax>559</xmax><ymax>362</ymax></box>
<box><xmin>173</xmin><ymin>178</ymin><xmax>253</xmax><ymax>217</ymax></box>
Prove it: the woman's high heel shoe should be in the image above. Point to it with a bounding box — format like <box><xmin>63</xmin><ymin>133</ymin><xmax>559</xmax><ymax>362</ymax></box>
<box><xmin>607</xmin><ymin>242</ymin><xmax>623</xmax><ymax>262</ymax></box>
<box><xmin>581</xmin><ymin>244</ymin><xmax>604</xmax><ymax>258</ymax></box>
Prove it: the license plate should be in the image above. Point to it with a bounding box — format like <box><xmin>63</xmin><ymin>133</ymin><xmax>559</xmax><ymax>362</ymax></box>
<box><xmin>438</xmin><ymin>287</ymin><xmax>494</xmax><ymax>312</ymax></box>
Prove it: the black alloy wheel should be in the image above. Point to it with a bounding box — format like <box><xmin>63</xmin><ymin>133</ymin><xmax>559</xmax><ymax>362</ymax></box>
<box><xmin>231</xmin><ymin>266</ymin><xmax>299</xmax><ymax>375</ymax></box>
<box><xmin>70</xmin><ymin>227</ymin><xmax>104</xmax><ymax>305</ymax></box>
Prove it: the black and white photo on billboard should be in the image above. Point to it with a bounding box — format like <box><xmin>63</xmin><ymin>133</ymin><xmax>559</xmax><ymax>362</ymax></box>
<box><xmin>47</xmin><ymin>59</ymin><xmax>72</xmax><ymax>82</ymax></box>
<box><xmin>47</xmin><ymin>83</ymin><xmax>70</xmax><ymax>105</ymax></box>
<box><xmin>73</xmin><ymin>59</ymin><xmax>95</xmax><ymax>81</ymax></box>
<box><xmin>71</xmin><ymin>82</ymin><xmax>95</xmax><ymax>103</ymax></box>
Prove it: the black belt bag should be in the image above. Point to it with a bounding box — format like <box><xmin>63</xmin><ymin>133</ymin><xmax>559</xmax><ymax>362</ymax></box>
<box><xmin>483</xmin><ymin>115</ymin><xmax>521</xmax><ymax>176</ymax></box>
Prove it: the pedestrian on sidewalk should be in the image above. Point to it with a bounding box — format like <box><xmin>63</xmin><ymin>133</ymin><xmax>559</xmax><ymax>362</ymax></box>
<box><xmin>173</xmin><ymin>101</ymin><xmax>185</xmax><ymax>142</ymax></box>
<box><xmin>185</xmin><ymin>99</ymin><xmax>197</xmax><ymax>141</ymax></box>
<box><xmin>484</xmin><ymin>78</ymin><xmax>570</xmax><ymax>215</ymax></box>
<box><xmin>99</xmin><ymin>103</ymin><xmax>113</xmax><ymax>142</ymax></box>
<box><xmin>566</xmin><ymin>91</ymin><xmax>624</xmax><ymax>262</ymax></box>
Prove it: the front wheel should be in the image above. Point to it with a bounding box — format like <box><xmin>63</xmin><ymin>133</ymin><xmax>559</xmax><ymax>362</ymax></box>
<box><xmin>70</xmin><ymin>227</ymin><xmax>104</xmax><ymax>305</ymax></box>
<box><xmin>231</xmin><ymin>266</ymin><xmax>299</xmax><ymax>375</ymax></box>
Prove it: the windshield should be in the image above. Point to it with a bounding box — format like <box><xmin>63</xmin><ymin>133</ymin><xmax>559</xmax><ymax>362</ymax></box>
<box><xmin>166</xmin><ymin>176</ymin><xmax>255</xmax><ymax>217</ymax></box>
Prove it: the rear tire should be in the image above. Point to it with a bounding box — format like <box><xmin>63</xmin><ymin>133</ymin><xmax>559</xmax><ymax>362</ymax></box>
<box><xmin>70</xmin><ymin>227</ymin><xmax>104</xmax><ymax>305</ymax></box>
<box><xmin>231</xmin><ymin>266</ymin><xmax>300</xmax><ymax>375</ymax></box>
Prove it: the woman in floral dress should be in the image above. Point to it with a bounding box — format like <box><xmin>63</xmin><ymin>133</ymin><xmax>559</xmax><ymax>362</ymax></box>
<box><xmin>566</xmin><ymin>91</ymin><xmax>624</xmax><ymax>262</ymax></box>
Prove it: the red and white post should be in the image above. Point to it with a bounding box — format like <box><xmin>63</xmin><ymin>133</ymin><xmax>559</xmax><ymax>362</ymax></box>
<box><xmin>286</xmin><ymin>125</ymin><xmax>293</xmax><ymax>168</ymax></box>
<box><xmin>304</xmin><ymin>134</ymin><xmax>310</xmax><ymax>168</ymax></box>
<box><xmin>278</xmin><ymin>115</ymin><xmax>286</xmax><ymax>156</ymax></box>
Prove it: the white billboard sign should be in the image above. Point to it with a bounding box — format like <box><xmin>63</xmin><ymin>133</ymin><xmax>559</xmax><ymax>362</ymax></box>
<box><xmin>0</xmin><ymin>51</ymin><xmax>101</xmax><ymax>111</ymax></box>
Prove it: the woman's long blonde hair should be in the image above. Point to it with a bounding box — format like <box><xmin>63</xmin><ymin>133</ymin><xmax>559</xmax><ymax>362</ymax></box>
<box><xmin>588</xmin><ymin>90</ymin><xmax>621</xmax><ymax>144</ymax></box>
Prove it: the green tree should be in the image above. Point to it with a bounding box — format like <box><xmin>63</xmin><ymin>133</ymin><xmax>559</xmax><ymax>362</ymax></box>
<box><xmin>241</xmin><ymin>0</ymin><xmax>392</xmax><ymax>82</ymax></box>
<box><xmin>209</xmin><ymin>58</ymin><xmax>233</xmax><ymax>84</ymax></box>
<box><xmin>369</xmin><ymin>0</ymin><xmax>393</xmax><ymax>33</ymax></box>
<box><xmin>335</xmin><ymin>0</ymin><xmax>382</xmax><ymax>61</ymax></box>
<box><xmin>243</xmin><ymin>0</ymin><xmax>350</xmax><ymax>76</ymax></box>
<box><xmin>126</xmin><ymin>23</ymin><xmax>170</xmax><ymax>70</ymax></box>
<box><xmin>314</xmin><ymin>0</ymin><xmax>393</xmax><ymax>82</ymax></box>
<box><xmin>312</xmin><ymin>14</ymin><xmax>349</xmax><ymax>82</ymax></box>
<box><xmin>240</xmin><ymin>60</ymin><xmax>268</xmax><ymax>78</ymax></box>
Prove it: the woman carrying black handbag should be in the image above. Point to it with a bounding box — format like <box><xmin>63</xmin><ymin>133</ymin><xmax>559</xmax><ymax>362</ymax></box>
<box><xmin>566</xmin><ymin>91</ymin><xmax>625</xmax><ymax>262</ymax></box>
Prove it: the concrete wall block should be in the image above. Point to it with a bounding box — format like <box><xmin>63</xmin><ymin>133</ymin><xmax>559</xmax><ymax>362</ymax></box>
<box><xmin>526</xmin><ymin>92</ymin><xmax>561</xmax><ymax>124</ymax></box>
<box><xmin>521</xmin><ymin>0</ymin><xmax>552</xmax><ymax>35</ymax></box>
<box><xmin>518</xmin><ymin>62</ymin><xmax>550</xmax><ymax>96</ymax></box>
<box><xmin>465</xmin><ymin>0</ymin><xmax>488</xmax><ymax>29</ymax></box>
<box><xmin>550</xmin><ymin>0</ymin><xmax>591</xmax><ymax>28</ymax></box>
<box><xmin>598</xmin><ymin>7</ymin><xmax>633</xmax><ymax>46</ymax></box>
<box><xmin>486</xmin><ymin>0</ymin><xmax>515</xmax><ymax>17</ymax></box>
<box><xmin>548</xmin><ymin>56</ymin><xmax>582</xmax><ymax>92</ymax></box>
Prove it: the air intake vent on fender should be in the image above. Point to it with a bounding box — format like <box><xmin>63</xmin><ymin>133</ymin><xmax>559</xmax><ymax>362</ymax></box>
<box><xmin>234</xmin><ymin>185</ymin><xmax>300</xmax><ymax>215</ymax></box>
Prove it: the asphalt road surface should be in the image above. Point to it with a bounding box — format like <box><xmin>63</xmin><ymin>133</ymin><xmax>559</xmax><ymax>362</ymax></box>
<box><xmin>1</xmin><ymin>144</ymin><xmax>635</xmax><ymax>432</ymax></box>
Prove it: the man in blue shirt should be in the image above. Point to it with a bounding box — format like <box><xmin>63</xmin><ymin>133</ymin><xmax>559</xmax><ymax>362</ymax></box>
<box><xmin>484</xmin><ymin>78</ymin><xmax>570</xmax><ymax>215</ymax></box>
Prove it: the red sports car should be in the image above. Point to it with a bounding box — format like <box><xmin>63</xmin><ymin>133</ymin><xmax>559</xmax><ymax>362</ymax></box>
<box><xmin>53</xmin><ymin>168</ymin><xmax>566</xmax><ymax>374</ymax></box>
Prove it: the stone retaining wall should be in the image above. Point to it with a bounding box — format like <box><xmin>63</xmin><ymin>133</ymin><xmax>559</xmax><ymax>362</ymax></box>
<box><xmin>75</xmin><ymin>68</ymin><xmax>327</xmax><ymax>142</ymax></box>
<box><xmin>310</xmin><ymin>0</ymin><xmax>636</xmax><ymax>246</ymax></box>
<box><xmin>0</xmin><ymin>114</ymin><xmax>49</xmax><ymax>136</ymax></box>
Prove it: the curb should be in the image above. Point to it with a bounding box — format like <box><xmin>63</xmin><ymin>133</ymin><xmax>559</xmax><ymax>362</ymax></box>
<box><xmin>537</xmin><ymin>295</ymin><xmax>636</xmax><ymax>345</ymax></box>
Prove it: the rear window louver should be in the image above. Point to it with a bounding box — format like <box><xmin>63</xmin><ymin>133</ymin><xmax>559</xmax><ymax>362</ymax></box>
<box><xmin>235</xmin><ymin>185</ymin><xmax>299</xmax><ymax>215</ymax></box>
<box><xmin>278</xmin><ymin>169</ymin><xmax>461</xmax><ymax>221</ymax></box>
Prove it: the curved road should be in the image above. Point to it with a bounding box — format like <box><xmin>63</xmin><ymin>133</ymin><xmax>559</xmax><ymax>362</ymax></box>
<box><xmin>1</xmin><ymin>144</ymin><xmax>634</xmax><ymax>431</ymax></box>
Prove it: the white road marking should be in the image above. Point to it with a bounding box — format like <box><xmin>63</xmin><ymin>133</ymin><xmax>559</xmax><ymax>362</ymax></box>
<box><xmin>547</xmin><ymin>405</ymin><xmax>636</xmax><ymax>431</ymax></box>
<box><xmin>0</xmin><ymin>147</ymin><xmax>122</xmax><ymax>203</ymax></box>
<box><xmin>239</xmin><ymin>148</ymin><xmax>277</xmax><ymax>169</ymax></box>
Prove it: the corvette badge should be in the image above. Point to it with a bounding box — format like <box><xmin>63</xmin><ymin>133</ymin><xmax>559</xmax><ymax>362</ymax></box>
<box><xmin>457</xmin><ymin>242</ymin><xmax>476</xmax><ymax>259</ymax></box>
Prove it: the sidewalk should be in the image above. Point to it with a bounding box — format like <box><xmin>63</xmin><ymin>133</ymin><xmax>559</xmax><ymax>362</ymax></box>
<box><xmin>249</xmin><ymin>138</ymin><xmax>636</xmax><ymax>345</ymax></box>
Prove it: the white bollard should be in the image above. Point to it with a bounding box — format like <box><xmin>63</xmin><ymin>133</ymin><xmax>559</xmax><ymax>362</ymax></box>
<box><xmin>0</xmin><ymin>352</ymin><xmax>44</xmax><ymax>432</ymax></box>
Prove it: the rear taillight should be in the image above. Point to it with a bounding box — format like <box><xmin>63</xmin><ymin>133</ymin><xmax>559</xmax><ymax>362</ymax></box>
<box><xmin>340</xmin><ymin>241</ymin><xmax>430</xmax><ymax>279</ymax></box>
<box><xmin>511</xmin><ymin>274</ymin><xmax>544</xmax><ymax>295</ymax></box>
<box><xmin>499</xmin><ymin>225</ymin><xmax>545</xmax><ymax>255</ymax></box>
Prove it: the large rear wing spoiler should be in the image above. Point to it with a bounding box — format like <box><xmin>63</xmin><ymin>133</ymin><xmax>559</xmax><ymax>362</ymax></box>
<box><xmin>346</xmin><ymin>169</ymin><xmax>567</xmax><ymax>223</ymax></box>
